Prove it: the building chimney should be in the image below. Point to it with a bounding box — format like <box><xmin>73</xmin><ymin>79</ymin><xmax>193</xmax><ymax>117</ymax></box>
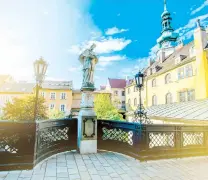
<box><xmin>194</xmin><ymin>19</ymin><xmax>208</xmax><ymax>100</ymax></box>
<box><xmin>194</xmin><ymin>19</ymin><xmax>207</xmax><ymax>50</ymax></box>
<box><xmin>159</xmin><ymin>50</ymin><xmax>166</xmax><ymax>63</ymax></box>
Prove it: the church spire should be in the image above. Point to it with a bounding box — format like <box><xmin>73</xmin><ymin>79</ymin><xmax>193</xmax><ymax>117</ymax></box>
<box><xmin>164</xmin><ymin>0</ymin><xmax>167</xmax><ymax>11</ymax></box>
<box><xmin>156</xmin><ymin>0</ymin><xmax>178</xmax><ymax>49</ymax></box>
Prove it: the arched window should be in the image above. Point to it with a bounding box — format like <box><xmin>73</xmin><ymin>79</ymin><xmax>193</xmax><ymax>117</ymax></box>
<box><xmin>165</xmin><ymin>73</ymin><xmax>171</xmax><ymax>84</ymax></box>
<box><xmin>152</xmin><ymin>95</ymin><xmax>157</xmax><ymax>106</ymax></box>
<box><xmin>152</xmin><ymin>79</ymin><xmax>156</xmax><ymax>87</ymax></box>
<box><xmin>128</xmin><ymin>99</ymin><xmax>131</xmax><ymax>105</ymax></box>
<box><xmin>185</xmin><ymin>64</ymin><xmax>193</xmax><ymax>77</ymax></box>
<box><xmin>134</xmin><ymin>98</ymin><xmax>137</xmax><ymax>106</ymax></box>
<box><xmin>166</xmin><ymin>93</ymin><xmax>172</xmax><ymax>104</ymax></box>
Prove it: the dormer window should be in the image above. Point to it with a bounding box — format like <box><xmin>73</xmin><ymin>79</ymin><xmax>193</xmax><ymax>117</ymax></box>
<box><xmin>175</xmin><ymin>55</ymin><xmax>186</xmax><ymax>65</ymax></box>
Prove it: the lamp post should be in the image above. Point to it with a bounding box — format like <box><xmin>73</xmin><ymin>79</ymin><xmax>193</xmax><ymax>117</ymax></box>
<box><xmin>33</xmin><ymin>57</ymin><xmax>48</xmax><ymax>121</ymax></box>
<box><xmin>134</xmin><ymin>71</ymin><xmax>151</xmax><ymax>124</ymax></box>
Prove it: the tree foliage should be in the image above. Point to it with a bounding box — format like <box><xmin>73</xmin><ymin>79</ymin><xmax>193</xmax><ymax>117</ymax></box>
<box><xmin>48</xmin><ymin>109</ymin><xmax>65</xmax><ymax>119</ymax></box>
<box><xmin>2</xmin><ymin>95</ymin><xmax>48</xmax><ymax>121</ymax></box>
<box><xmin>94</xmin><ymin>94</ymin><xmax>124</xmax><ymax>120</ymax></box>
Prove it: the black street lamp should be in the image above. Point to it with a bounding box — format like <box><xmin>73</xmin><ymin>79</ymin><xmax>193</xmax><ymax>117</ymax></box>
<box><xmin>134</xmin><ymin>71</ymin><xmax>152</xmax><ymax>124</ymax></box>
<box><xmin>33</xmin><ymin>57</ymin><xmax>48</xmax><ymax>121</ymax></box>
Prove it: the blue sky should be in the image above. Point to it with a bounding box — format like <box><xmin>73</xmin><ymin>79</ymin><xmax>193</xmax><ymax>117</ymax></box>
<box><xmin>0</xmin><ymin>0</ymin><xmax>208</xmax><ymax>89</ymax></box>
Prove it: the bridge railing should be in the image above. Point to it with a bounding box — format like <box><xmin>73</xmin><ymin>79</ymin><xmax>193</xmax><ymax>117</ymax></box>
<box><xmin>0</xmin><ymin>118</ymin><xmax>77</xmax><ymax>171</ymax></box>
<box><xmin>97</xmin><ymin>120</ymin><xmax>208</xmax><ymax>160</ymax></box>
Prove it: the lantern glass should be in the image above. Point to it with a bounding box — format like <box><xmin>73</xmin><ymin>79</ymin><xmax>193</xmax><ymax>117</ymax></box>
<box><xmin>135</xmin><ymin>71</ymin><xmax>144</xmax><ymax>88</ymax></box>
<box><xmin>34</xmin><ymin>57</ymin><xmax>48</xmax><ymax>83</ymax></box>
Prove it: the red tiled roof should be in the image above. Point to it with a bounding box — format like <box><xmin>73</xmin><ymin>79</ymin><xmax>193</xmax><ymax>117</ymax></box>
<box><xmin>108</xmin><ymin>78</ymin><xmax>126</xmax><ymax>88</ymax></box>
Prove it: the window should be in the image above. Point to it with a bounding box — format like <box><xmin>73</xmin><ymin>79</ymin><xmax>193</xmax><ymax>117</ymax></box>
<box><xmin>152</xmin><ymin>95</ymin><xmax>157</xmax><ymax>106</ymax></box>
<box><xmin>179</xmin><ymin>92</ymin><xmax>186</xmax><ymax>102</ymax></box>
<box><xmin>185</xmin><ymin>64</ymin><xmax>193</xmax><ymax>77</ymax></box>
<box><xmin>50</xmin><ymin>92</ymin><xmax>56</xmax><ymax>100</ymax></box>
<box><xmin>50</xmin><ymin>104</ymin><xmax>55</xmax><ymax>110</ymax></box>
<box><xmin>166</xmin><ymin>93</ymin><xmax>172</xmax><ymax>104</ymax></box>
<box><xmin>128</xmin><ymin>99</ymin><xmax>131</xmax><ymax>106</ymax></box>
<box><xmin>122</xmin><ymin>101</ymin><xmax>125</xmax><ymax>108</ymax></box>
<box><xmin>60</xmin><ymin>104</ymin><xmax>66</xmax><ymax>112</ymax></box>
<box><xmin>60</xmin><ymin>92</ymin><xmax>66</xmax><ymax>100</ymax></box>
<box><xmin>165</xmin><ymin>74</ymin><xmax>171</xmax><ymax>84</ymax></box>
<box><xmin>178</xmin><ymin>67</ymin><xmax>184</xmax><ymax>80</ymax></box>
<box><xmin>114</xmin><ymin>91</ymin><xmax>118</xmax><ymax>96</ymax></box>
<box><xmin>128</xmin><ymin>88</ymin><xmax>130</xmax><ymax>94</ymax></box>
<box><xmin>122</xmin><ymin>91</ymin><xmax>125</xmax><ymax>96</ymax></box>
<box><xmin>134</xmin><ymin>98</ymin><xmax>137</xmax><ymax>106</ymax></box>
<box><xmin>187</xmin><ymin>89</ymin><xmax>195</xmax><ymax>101</ymax></box>
<box><xmin>152</xmin><ymin>79</ymin><xmax>156</xmax><ymax>87</ymax></box>
<box><xmin>41</xmin><ymin>92</ymin><xmax>45</xmax><ymax>98</ymax></box>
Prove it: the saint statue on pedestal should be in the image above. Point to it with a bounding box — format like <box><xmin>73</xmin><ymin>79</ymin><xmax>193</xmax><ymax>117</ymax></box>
<box><xmin>79</xmin><ymin>44</ymin><xmax>98</xmax><ymax>89</ymax></box>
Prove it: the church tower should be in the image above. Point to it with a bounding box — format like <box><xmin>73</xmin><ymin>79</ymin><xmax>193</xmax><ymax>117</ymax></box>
<box><xmin>157</xmin><ymin>0</ymin><xmax>178</xmax><ymax>50</ymax></box>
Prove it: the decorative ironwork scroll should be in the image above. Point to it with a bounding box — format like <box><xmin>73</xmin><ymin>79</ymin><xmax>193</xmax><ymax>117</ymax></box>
<box><xmin>134</xmin><ymin>104</ymin><xmax>152</xmax><ymax>124</ymax></box>
<box><xmin>149</xmin><ymin>132</ymin><xmax>174</xmax><ymax>148</ymax></box>
<box><xmin>183</xmin><ymin>132</ymin><xmax>203</xmax><ymax>147</ymax></box>
<box><xmin>102</xmin><ymin>127</ymin><xmax>133</xmax><ymax>145</ymax></box>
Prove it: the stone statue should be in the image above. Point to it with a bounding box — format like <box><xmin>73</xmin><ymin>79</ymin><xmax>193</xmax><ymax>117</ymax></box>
<box><xmin>79</xmin><ymin>44</ymin><xmax>98</xmax><ymax>89</ymax></box>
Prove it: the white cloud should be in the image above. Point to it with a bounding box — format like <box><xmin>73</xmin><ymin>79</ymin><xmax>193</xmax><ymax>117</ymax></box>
<box><xmin>68</xmin><ymin>36</ymin><xmax>132</xmax><ymax>55</ymax></box>
<box><xmin>68</xmin><ymin>66</ymin><xmax>82</xmax><ymax>72</ymax></box>
<box><xmin>0</xmin><ymin>0</ymin><xmax>101</xmax><ymax>89</ymax></box>
<box><xmin>191</xmin><ymin>1</ymin><xmax>208</xmax><ymax>15</ymax></box>
<box><xmin>96</xmin><ymin>67</ymin><xmax>105</xmax><ymax>71</ymax></box>
<box><xmin>105</xmin><ymin>27</ymin><xmax>128</xmax><ymax>35</ymax></box>
<box><xmin>99</xmin><ymin>55</ymin><xmax>126</xmax><ymax>62</ymax></box>
<box><xmin>95</xmin><ymin>76</ymin><xmax>100</xmax><ymax>80</ymax></box>
<box><xmin>176</xmin><ymin>14</ymin><xmax>208</xmax><ymax>40</ymax></box>
<box><xmin>99</xmin><ymin>55</ymin><xmax>126</xmax><ymax>67</ymax></box>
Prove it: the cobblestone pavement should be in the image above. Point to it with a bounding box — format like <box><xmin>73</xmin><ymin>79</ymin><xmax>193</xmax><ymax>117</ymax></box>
<box><xmin>1</xmin><ymin>151</ymin><xmax>208</xmax><ymax>180</ymax></box>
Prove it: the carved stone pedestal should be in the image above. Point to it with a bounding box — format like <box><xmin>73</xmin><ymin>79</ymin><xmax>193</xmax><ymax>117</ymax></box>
<box><xmin>77</xmin><ymin>90</ymin><xmax>97</xmax><ymax>154</ymax></box>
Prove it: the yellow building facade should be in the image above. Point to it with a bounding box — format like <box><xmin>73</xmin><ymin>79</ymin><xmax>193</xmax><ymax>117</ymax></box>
<box><xmin>125</xmin><ymin>8</ymin><xmax>208</xmax><ymax>113</ymax></box>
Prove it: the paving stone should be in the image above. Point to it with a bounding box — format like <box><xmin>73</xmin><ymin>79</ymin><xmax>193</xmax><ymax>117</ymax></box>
<box><xmin>4</xmin><ymin>152</ymin><xmax>208</xmax><ymax>180</ymax></box>
<box><xmin>69</xmin><ymin>174</ymin><xmax>80</xmax><ymax>180</ymax></box>
<box><xmin>4</xmin><ymin>174</ymin><xmax>19</xmax><ymax>180</ymax></box>
<box><xmin>31</xmin><ymin>175</ymin><xmax>44</xmax><ymax>180</ymax></box>
<box><xmin>57</xmin><ymin>172</ymin><xmax>68</xmax><ymax>178</ymax></box>
<box><xmin>101</xmin><ymin>176</ymin><xmax>112</xmax><ymax>180</ymax></box>
<box><xmin>57</xmin><ymin>167</ymin><xmax>68</xmax><ymax>173</ymax></box>
<box><xmin>57</xmin><ymin>162</ymin><xmax>67</xmax><ymax>167</ymax></box>
<box><xmin>91</xmin><ymin>174</ymin><xmax>102</xmax><ymax>180</ymax></box>
<box><xmin>68</xmin><ymin>168</ymin><xmax>79</xmax><ymax>175</ymax></box>
<box><xmin>44</xmin><ymin>177</ymin><xmax>57</xmax><ymax>180</ymax></box>
<box><xmin>0</xmin><ymin>171</ymin><xmax>9</xmax><ymax>178</ymax></box>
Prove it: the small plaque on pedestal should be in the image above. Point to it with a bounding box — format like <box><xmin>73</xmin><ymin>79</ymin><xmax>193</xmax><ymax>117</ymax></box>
<box><xmin>83</xmin><ymin>118</ymin><xmax>96</xmax><ymax>138</ymax></box>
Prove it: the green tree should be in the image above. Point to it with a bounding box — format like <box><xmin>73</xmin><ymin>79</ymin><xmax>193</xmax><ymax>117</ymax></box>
<box><xmin>94</xmin><ymin>94</ymin><xmax>124</xmax><ymax>120</ymax></box>
<box><xmin>2</xmin><ymin>95</ymin><xmax>48</xmax><ymax>121</ymax></box>
<box><xmin>48</xmin><ymin>109</ymin><xmax>65</xmax><ymax>119</ymax></box>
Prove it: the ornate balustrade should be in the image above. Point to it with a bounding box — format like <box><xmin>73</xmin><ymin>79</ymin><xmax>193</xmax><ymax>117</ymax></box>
<box><xmin>97</xmin><ymin>120</ymin><xmax>208</xmax><ymax>160</ymax></box>
<box><xmin>0</xmin><ymin>118</ymin><xmax>77</xmax><ymax>171</ymax></box>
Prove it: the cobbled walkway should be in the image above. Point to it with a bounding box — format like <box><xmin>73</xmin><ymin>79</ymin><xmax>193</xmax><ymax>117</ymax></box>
<box><xmin>1</xmin><ymin>151</ymin><xmax>208</xmax><ymax>180</ymax></box>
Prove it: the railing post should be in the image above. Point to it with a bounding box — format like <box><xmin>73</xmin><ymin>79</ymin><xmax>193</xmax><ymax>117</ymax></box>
<box><xmin>175</xmin><ymin>126</ymin><xmax>182</xmax><ymax>153</ymax></box>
